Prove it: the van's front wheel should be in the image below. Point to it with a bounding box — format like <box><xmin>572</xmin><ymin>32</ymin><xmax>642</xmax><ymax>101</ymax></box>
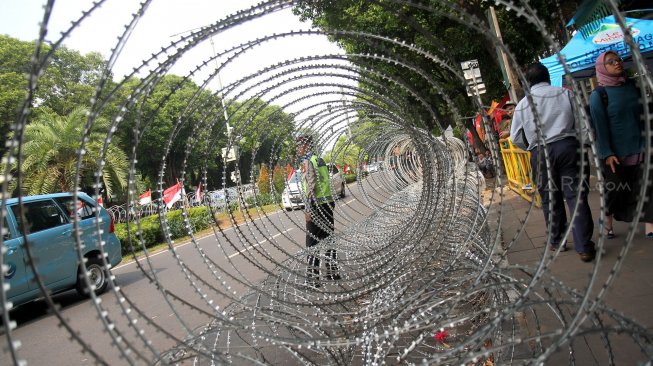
<box><xmin>76</xmin><ymin>256</ymin><xmax>109</xmax><ymax>296</ymax></box>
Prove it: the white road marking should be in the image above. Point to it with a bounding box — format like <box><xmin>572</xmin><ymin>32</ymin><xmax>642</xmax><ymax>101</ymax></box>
<box><xmin>228</xmin><ymin>228</ymin><xmax>293</xmax><ymax>259</ymax></box>
<box><xmin>114</xmin><ymin>214</ymin><xmax>289</xmax><ymax>270</ymax></box>
<box><xmin>343</xmin><ymin>199</ymin><xmax>356</xmax><ymax>205</ymax></box>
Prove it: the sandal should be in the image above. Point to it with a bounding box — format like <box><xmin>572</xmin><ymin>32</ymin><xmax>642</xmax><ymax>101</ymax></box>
<box><xmin>646</xmin><ymin>232</ymin><xmax>653</xmax><ymax>239</ymax></box>
<box><xmin>606</xmin><ymin>228</ymin><xmax>615</xmax><ymax>239</ymax></box>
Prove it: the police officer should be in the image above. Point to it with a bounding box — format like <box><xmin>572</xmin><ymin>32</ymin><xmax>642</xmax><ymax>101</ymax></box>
<box><xmin>296</xmin><ymin>135</ymin><xmax>340</xmax><ymax>288</ymax></box>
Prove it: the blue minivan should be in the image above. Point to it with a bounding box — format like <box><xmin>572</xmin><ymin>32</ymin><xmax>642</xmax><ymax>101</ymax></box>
<box><xmin>2</xmin><ymin>192</ymin><xmax>122</xmax><ymax>309</ymax></box>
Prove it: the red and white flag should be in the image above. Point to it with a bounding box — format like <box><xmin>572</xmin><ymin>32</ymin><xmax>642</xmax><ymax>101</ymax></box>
<box><xmin>196</xmin><ymin>183</ymin><xmax>202</xmax><ymax>203</ymax></box>
<box><xmin>163</xmin><ymin>182</ymin><xmax>183</xmax><ymax>209</ymax></box>
<box><xmin>139</xmin><ymin>190</ymin><xmax>152</xmax><ymax>205</ymax></box>
<box><xmin>97</xmin><ymin>196</ymin><xmax>104</xmax><ymax>207</ymax></box>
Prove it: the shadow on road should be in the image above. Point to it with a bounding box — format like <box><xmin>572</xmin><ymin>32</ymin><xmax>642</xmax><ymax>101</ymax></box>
<box><xmin>2</xmin><ymin>268</ymin><xmax>162</xmax><ymax>330</ymax></box>
<box><xmin>3</xmin><ymin>290</ymin><xmax>88</xmax><ymax>329</ymax></box>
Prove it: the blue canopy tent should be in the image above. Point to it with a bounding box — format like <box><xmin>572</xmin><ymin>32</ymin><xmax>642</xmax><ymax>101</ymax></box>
<box><xmin>541</xmin><ymin>15</ymin><xmax>653</xmax><ymax>87</ymax></box>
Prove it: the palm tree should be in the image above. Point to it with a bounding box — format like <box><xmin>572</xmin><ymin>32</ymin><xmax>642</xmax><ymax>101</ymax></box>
<box><xmin>13</xmin><ymin>107</ymin><xmax>128</xmax><ymax>197</ymax></box>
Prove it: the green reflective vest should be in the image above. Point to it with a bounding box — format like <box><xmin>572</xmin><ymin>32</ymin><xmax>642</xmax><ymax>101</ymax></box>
<box><xmin>302</xmin><ymin>155</ymin><xmax>333</xmax><ymax>203</ymax></box>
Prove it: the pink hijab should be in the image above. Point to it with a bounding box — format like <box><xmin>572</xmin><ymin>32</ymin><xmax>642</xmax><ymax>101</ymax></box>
<box><xmin>595</xmin><ymin>51</ymin><xmax>626</xmax><ymax>86</ymax></box>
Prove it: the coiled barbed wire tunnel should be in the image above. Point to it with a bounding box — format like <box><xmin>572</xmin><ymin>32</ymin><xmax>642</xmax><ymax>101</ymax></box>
<box><xmin>1</xmin><ymin>0</ymin><xmax>653</xmax><ymax>365</ymax></box>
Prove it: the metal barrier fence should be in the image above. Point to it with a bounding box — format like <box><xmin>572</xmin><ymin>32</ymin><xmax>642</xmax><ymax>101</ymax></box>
<box><xmin>499</xmin><ymin>138</ymin><xmax>540</xmax><ymax>207</ymax></box>
<box><xmin>105</xmin><ymin>189</ymin><xmax>256</xmax><ymax>223</ymax></box>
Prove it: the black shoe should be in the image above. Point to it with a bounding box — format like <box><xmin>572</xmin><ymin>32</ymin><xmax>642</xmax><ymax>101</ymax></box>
<box><xmin>579</xmin><ymin>251</ymin><xmax>595</xmax><ymax>262</ymax></box>
<box><xmin>325</xmin><ymin>273</ymin><xmax>341</xmax><ymax>281</ymax></box>
<box><xmin>549</xmin><ymin>244</ymin><xmax>567</xmax><ymax>252</ymax></box>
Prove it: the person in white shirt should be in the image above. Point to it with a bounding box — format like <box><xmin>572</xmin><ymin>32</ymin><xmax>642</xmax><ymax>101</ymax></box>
<box><xmin>510</xmin><ymin>63</ymin><xmax>596</xmax><ymax>262</ymax></box>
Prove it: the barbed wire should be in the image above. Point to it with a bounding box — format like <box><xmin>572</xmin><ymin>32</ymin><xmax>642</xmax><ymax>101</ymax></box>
<box><xmin>1</xmin><ymin>0</ymin><xmax>653</xmax><ymax>365</ymax></box>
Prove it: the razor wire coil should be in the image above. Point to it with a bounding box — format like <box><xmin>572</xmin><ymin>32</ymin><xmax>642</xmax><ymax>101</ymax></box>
<box><xmin>1</xmin><ymin>0</ymin><xmax>653</xmax><ymax>365</ymax></box>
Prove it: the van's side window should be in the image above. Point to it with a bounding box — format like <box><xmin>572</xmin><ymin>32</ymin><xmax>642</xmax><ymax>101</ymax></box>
<box><xmin>54</xmin><ymin>196</ymin><xmax>95</xmax><ymax>220</ymax></box>
<box><xmin>10</xmin><ymin>200</ymin><xmax>68</xmax><ymax>234</ymax></box>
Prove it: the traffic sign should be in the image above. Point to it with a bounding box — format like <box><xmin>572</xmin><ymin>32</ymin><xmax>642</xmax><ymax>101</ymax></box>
<box><xmin>460</xmin><ymin>59</ymin><xmax>485</xmax><ymax>95</ymax></box>
<box><xmin>466</xmin><ymin>83</ymin><xmax>486</xmax><ymax>96</ymax></box>
<box><xmin>222</xmin><ymin>146</ymin><xmax>238</xmax><ymax>162</ymax></box>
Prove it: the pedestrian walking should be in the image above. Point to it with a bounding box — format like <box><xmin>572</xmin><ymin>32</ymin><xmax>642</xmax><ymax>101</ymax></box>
<box><xmin>589</xmin><ymin>50</ymin><xmax>653</xmax><ymax>238</ymax></box>
<box><xmin>510</xmin><ymin>62</ymin><xmax>596</xmax><ymax>262</ymax></box>
<box><xmin>296</xmin><ymin>135</ymin><xmax>340</xmax><ymax>288</ymax></box>
<box><xmin>389</xmin><ymin>145</ymin><xmax>407</xmax><ymax>189</ymax></box>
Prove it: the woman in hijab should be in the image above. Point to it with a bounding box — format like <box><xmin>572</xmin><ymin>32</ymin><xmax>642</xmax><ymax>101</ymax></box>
<box><xmin>589</xmin><ymin>50</ymin><xmax>653</xmax><ymax>238</ymax></box>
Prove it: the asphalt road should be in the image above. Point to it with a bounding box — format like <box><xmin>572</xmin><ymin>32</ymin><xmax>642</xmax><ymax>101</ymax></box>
<box><xmin>1</xmin><ymin>172</ymin><xmax>397</xmax><ymax>365</ymax></box>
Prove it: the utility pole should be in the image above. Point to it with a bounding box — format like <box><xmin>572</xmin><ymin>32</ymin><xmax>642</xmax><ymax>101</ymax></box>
<box><xmin>170</xmin><ymin>28</ymin><xmax>236</xmax><ymax>162</ymax></box>
<box><xmin>208</xmin><ymin>37</ymin><xmax>237</xmax><ymax>163</ymax></box>
<box><xmin>209</xmin><ymin>37</ymin><xmax>231</xmax><ymax>127</ymax></box>
<box><xmin>340</xmin><ymin>87</ymin><xmax>352</xmax><ymax>138</ymax></box>
<box><xmin>489</xmin><ymin>6</ymin><xmax>519</xmax><ymax>102</ymax></box>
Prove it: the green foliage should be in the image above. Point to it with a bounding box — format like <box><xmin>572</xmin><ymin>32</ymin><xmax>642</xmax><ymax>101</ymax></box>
<box><xmin>271</xmin><ymin>164</ymin><xmax>285</xmax><ymax>194</ymax></box>
<box><xmin>0</xmin><ymin>35</ymin><xmax>297</xmax><ymax>199</ymax></box>
<box><xmin>245</xmin><ymin>192</ymin><xmax>281</xmax><ymax>207</ymax></box>
<box><xmin>38</xmin><ymin>49</ymin><xmax>107</xmax><ymax>115</ymax></box>
<box><xmin>452</xmin><ymin>125</ymin><xmax>463</xmax><ymax>140</ymax></box>
<box><xmin>257</xmin><ymin>164</ymin><xmax>271</xmax><ymax>194</ymax></box>
<box><xmin>112</xmin><ymin>75</ymin><xmax>219</xmax><ymax>187</ymax></box>
<box><xmin>230</xmin><ymin>99</ymin><xmax>295</xmax><ymax>156</ymax></box>
<box><xmin>165</xmin><ymin>208</ymin><xmax>213</xmax><ymax>239</ymax></box>
<box><xmin>227</xmin><ymin>201</ymin><xmax>240</xmax><ymax>213</ymax></box>
<box><xmin>293</xmin><ymin>0</ymin><xmax>582</xmax><ymax>132</ymax></box>
<box><xmin>0</xmin><ymin>36</ymin><xmax>108</xmax><ymax>156</ymax></box>
<box><xmin>0</xmin><ymin>35</ymin><xmax>107</xmax><ymax>116</ymax></box>
<box><xmin>325</xmin><ymin>135</ymin><xmax>364</xmax><ymax>170</ymax></box>
<box><xmin>12</xmin><ymin>107</ymin><xmax>128</xmax><ymax>196</ymax></box>
<box><xmin>0</xmin><ymin>71</ymin><xmax>27</xmax><ymax>153</ymax></box>
<box><xmin>343</xmin><ymin>173</ymin><xmax>357</xmax><ymax>184</ymax></box>
<box><xmin>114</xmin><ymin>215</ymin><xmax>163</xmax><ymax>253</ymax></box>
<box><xmin>115</xmin><ymin>206</ymin><xmax>212</xmax><ymax>253</ymax></box>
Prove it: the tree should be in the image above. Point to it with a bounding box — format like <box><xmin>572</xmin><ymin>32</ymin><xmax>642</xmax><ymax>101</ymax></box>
<box><xmin>257</xmin><ymin>164</ymin><xmax>271</xmax><ymax>194</ymax></box>
<box><xmin>0</xmin><ymin>72</ymin><xmax>26</xmax><ymax>155</ymax></box>
<box><xmin>325</xmin><ymin>135</ymin><xmax>365</xmax><ymax>171</ymax></box>
<box><xmin>272</xmin><ymin>164</ymin><xmax>286</xmax><ymax>195</ymax></box>
<box><xmin>0</xmin><ymin>35</ymin><xmax>108</xmax><ymax>117</ymax></box>
<box><xmin>111</xmin><ymin>74</ymin><xmax>221</xmax><ymax>187</ymax></box>
<box><xmin>0</xmin><ymin>35</ymin><xmax>110</xmax><ymax>157</ymax></box>
<box><xmin>36</xmin><ymin>48</ymin><xmax>107</xmax><ymax>116</ymax></box>
<box><xmin>10</xmin><ymin>107</ymin><xmax>128</xmax><ymax>196</ymax></box>
<box><xmin>228</xmin><ymin>98</ymin><xmax>296</xmax><ymax>179</ymax></box>
<box><xmin>293</xmin><ymin>0</ymin><xmax>583</xmax><ymax>150</ymax></box>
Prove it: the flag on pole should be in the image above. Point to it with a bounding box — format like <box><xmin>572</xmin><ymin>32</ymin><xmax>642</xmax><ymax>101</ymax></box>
<box><xmin>196</xmin><ymin>183</ymin><xmax>202</xmax><ymax>204</ymax></box>
<box><xmin>139</xmin><ymin>190</ymin><xmax>152</xmax><ymax>205</ymax></box>
<box><xmin>97</xmin><ymin>196</ymin><xmax>104</xmax><ymax>207</ymax></box>
<box><xmin>163</xmin><ymin>182</ymin><xmax>183</xmax><ymax>209</ymax></box>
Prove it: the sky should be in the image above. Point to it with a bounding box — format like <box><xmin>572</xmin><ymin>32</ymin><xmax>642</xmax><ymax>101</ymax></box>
<box><xmin>0</xmin><ymin>0</ymin><xmax>356</xmax><ymax>116</ymax></box>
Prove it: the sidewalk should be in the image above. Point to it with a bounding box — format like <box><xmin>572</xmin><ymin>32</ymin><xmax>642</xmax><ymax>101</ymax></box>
<box><xmin>485</xmin><ymin>175</ymin><xmax>653</xmax><ymax>364</ymax></box>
